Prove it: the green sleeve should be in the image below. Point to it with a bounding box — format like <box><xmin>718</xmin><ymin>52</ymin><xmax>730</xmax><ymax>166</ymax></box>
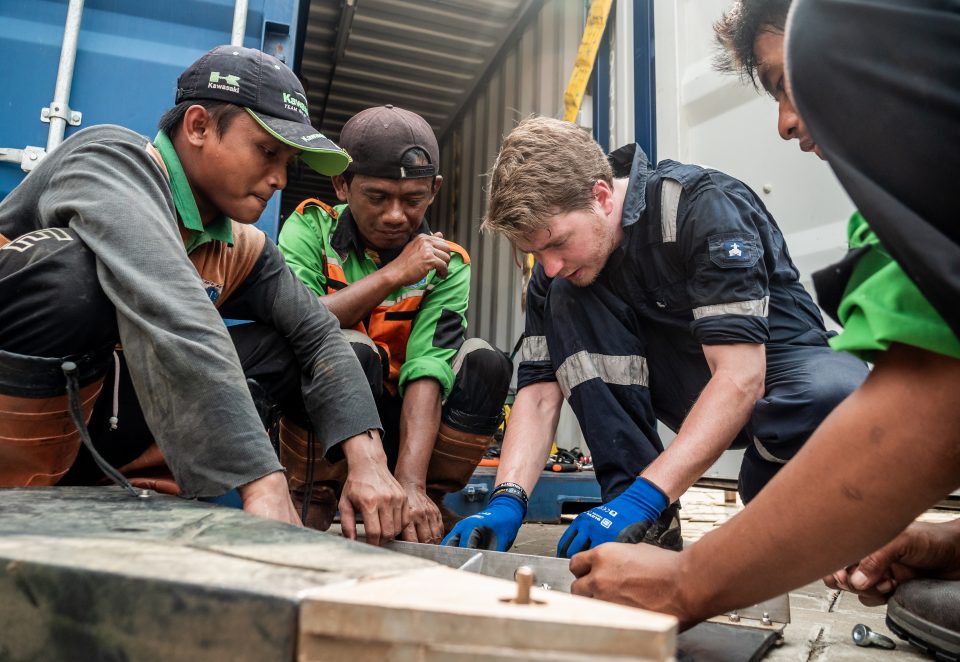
<box><xmin>829</xmin><ymin>212</ymin><xmax>960</xmax><ymax>361</ymax></box>
<box><xmin>398</xmin><ymin>254</ymin><xmax>470</xmax><ymax>398</ymax></box>
<box><xmin>278</xmin><ymin>210</ymin><xmax>328</xmax><ymax>297</ymax></box>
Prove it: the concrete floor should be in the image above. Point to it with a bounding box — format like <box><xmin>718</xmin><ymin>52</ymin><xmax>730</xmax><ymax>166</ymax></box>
<box><xmin>335</xmin><ymin>486</ymin><xmax>955</xmax><ymax>660</ymax></box>
<box><xmin>511</xmin><ymin>487</ymin><xmax>955</xmax><ymax>662</ymax></box>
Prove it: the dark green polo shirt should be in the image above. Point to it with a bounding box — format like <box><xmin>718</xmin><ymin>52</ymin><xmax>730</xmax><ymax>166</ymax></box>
<box><xmin>153</xmin><ymin>131</ymin><xmax>233</xmax><ymax>254</ymax></box>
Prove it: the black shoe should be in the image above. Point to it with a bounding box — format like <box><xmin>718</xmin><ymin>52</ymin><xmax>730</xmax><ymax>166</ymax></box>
<box><xmin>428</xmin><ymin>490</ymin><xmax>464</xmax><ymax>536</ymax></box>
<box><xmin>886</xmin><ymin>579</ymin><xmax>960</xmax><ymax>661</ymax></box>
<box><xmin>642</xmin><ymin>501</ymin><xmax>683</xmax><ymax>551</ymax></box>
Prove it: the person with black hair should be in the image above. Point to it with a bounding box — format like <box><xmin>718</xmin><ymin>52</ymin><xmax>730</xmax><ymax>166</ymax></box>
<box><xmin>279</xmin><ymin>106</ymin><xmax>512</xmax><ymax>543</ymax></box>
<box><xmin>0</xmin><ymin>46</ymin><xmax>407</xmax><ymax>545</ymax></box>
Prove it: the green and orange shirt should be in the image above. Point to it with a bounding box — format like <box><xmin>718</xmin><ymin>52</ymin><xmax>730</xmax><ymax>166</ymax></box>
<box><xmin>279</xmin><ymin>200</ymin><xmax>470</xmax><ymax>397</ymax></box>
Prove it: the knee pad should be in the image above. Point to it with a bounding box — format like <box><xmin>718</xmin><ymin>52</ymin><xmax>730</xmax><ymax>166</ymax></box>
<box><xmin>341</xmin><ymin>329</ymin><xmax>384</xmax><ymax>396</ymax></box>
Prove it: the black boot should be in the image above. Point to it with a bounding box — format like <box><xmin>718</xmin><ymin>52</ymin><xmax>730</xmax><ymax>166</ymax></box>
<box><xmin>615</xmin><ymin>501</ymin><xmax>683</xmax><ymax>551</ymax></box>
<box><xmin>887</xmin><ymin>579</ymin><xmax>960</xmax><ymax>661</ymax></box>
<box><xmin>642</xmin><ymin>501</ymin><xmax>683</xmax><ymax>551</ymax></box>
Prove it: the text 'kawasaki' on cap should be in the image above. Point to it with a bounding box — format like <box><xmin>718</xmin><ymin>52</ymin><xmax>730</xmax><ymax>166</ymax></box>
<box><xmin>176</xmin><ymin>45</ymin><xmax>350</xmax><ymax>176</ymax></box>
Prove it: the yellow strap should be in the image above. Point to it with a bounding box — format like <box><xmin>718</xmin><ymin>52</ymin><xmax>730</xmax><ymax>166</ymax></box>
<box><xmin>562</xmin><ymin>0</ymin><xmax>614</xmax><ymax>123</ymax></box>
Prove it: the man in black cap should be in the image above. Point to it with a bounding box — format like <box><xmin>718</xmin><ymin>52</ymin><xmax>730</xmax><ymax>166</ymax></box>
<box><xmin>279</xmin><ymin>105</ymin><xmax>511</xmax><ymax>544</ymax></box>
<box><xmin>0</xmin><ymin>46</ymin><xmax>408</xmax><ymax>544</ymax></box>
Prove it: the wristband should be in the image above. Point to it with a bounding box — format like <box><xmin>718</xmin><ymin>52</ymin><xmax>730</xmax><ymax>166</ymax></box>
<box><xmin>491</xmin><ymin>482</ymin><xmax>529</xmax><ymax>506</ymax></box>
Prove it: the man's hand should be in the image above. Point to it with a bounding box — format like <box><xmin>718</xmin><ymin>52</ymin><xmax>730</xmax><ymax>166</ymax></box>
<box><xmin>556</xmin><ymin>477</ymin><xmax>668</xmax><ymax>558</ymax></box>
<box><xmin>238</xmin><ymin>471</ymin><xmax>303</xmax><ymax>526</ymax></box>
<box><xmin>383</xmin><ymin>232</ymin><xmax>452</xmax><ymax>284</ymax></box>
<box><xmin>825</xmin><ymin>520</ymin><xmax>960</xmax><ymax>606</ymax></box>
<box><xmin>400</xmin><ymin>484</ymin><xmax>444</xmax><ymax>544</ymax></box>
<box><xmin>570</xmin><ymin>542</ymin><xmax>694</xmax><ymax>625</ymax></box>
<box><xmin>442</xmin><ymin>493</ymin><xmax>526</xmax><ymax>552</ymax></box>
<box><xmin>340</xmin><ymin>430</ymin><xmax>409</xmax><ymax>545</ymax></box>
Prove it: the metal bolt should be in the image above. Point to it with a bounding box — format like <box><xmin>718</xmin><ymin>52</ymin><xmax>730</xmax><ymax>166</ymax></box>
<box><xmin>29</xmin><ymin>153</ymin><xmax>38</xmax><ymax>160</ymax></box>
<box><xmin>137</xmin><ymin>489</ymin><xmax>151</xmax><ymax>499</ymax></box>
<box><xmin>761</xmin><ymin>611</ymin><xmax>772</xmax><ymax>626</ymax></box>
<box><xmin>851</xmin><ymin>624</ymin><xmax>895</xmax><ymax>650</ymax></box>
<box><xmin>728</xmin><ymin>611</ymin><xmax>740</xmax><ymax>623</ymax></box>
<box><xmin>513</xmin><ymin>566</ymin><xmax>534</xmax><ymax>604</ymax></box>
<box><xmin>71</xmin><ymin>112</ymin><xmax>81</xmax><ymax>123</ymax></box>
<box><xmin>762</xmin><ymin>184</ymin><xmax>773</xmax><ymax>194</ymax></box>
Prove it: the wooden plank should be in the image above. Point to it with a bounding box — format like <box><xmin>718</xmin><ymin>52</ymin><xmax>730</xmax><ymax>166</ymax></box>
<box><xmin>300</xmin><ymin>566</ymin><xmax>676</xmax><ymax>661</ymax></box>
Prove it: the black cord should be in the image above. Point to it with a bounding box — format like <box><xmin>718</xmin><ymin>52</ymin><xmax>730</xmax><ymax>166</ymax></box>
<box><xmin>301</xmin><ymin>429</ymin><xmax>316</xmax><ymax>523</ymax></box>
<box><xmin>62</xmin><ymin>361</ymin><xmax>140</xmax><ymax>497</ymax></box>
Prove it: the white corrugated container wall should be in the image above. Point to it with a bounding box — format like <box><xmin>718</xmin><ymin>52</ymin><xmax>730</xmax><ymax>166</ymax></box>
<box><xmin>433</xmin><ymin>0</ymin><xmax>589</xmax><ymax>449</ymax></box>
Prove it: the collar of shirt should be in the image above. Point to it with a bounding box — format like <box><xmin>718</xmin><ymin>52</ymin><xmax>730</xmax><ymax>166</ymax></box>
<box><xmin>330</xmin><ymin>205</ymin><xmax>431</xmax><ymax>266</ymax></box>
<box><xmin>608</xmin><ymin>143</ymin><xmax>650</xmax><ymax>231</ymax></box>
<box><xmin>153</xmin><ymin>131</ymin><xmax>234</xmax><ymax>254</ymax></box>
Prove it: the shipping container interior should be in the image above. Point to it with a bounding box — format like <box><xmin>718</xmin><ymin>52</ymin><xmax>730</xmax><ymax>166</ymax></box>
<box><xmin>0</xmin><ymin>0</ymin><xmax>857</xmax><ymax>474</ymax></box>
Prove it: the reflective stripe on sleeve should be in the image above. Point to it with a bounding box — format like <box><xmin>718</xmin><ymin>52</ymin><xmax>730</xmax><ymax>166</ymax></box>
<box><xmin>379</xmin><ymin>288</ymin><xmax>428</xmax><ymax>307</ymax></box>
<box><xmin>660</xmin><ymin>178</ymin><xmax>682</xmax><ymax>243</ymax></box>
<box><xmin>519</xmin><ymin>335</ymin><xmax>550</xmax><ymax>363</ymax></box>
<box><xmin>692</xmin><ymin>296</ymin><xmax>769</xmax><ymax>320</ymax></box>
<box><xmin>556</xmin><ymin>351</ymin><xmax>649</xmax><ymax>399</ymax></box>
<box><xmin>753</xmin><ymin>437</ymin><xmax>788</xmax><ymax>465</ymax></box>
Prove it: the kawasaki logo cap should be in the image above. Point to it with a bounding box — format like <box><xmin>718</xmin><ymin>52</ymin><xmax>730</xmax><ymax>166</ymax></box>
<box><xmin>339</xmin><ymin>105</ymin><xmax>439</xmax><ymax>179</ymax></box>
<box><xmin>175</xmin><ymin>45</ymin><xmax>350</xmax><ymax>176</ymax></box>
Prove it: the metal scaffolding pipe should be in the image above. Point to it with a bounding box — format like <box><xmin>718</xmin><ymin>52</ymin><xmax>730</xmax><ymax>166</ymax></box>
<box><xmin>46</xmin><ymin>0</ymin><xmax>84</xmax><ymax>152</ymax></box>
<box><xmin>231</xmin><ymin>0</ymin><xmax>249</xmax><ymax>46</ymax></box>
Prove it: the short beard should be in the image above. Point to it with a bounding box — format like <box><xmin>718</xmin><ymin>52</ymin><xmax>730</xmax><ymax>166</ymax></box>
<box><xmin>568</xmin><ymin>212</ymin><xmax>615</xmax><ymax>287</ymax></box>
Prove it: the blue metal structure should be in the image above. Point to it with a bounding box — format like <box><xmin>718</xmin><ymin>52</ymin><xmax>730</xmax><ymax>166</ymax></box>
<box><xmin>633</xmin><ymin>0</ymin><xmax>657</xmax><ymax>163</ymax></box>
<box><xmin>591</xmin><ymin>13</ymin><xmax>611</xmax><ymax>154</ymax></box>
<box><xmin>591</xmin><ymin>0</ymin><xmax>656</xmax><ymax>161</ymax></box>
<box><xmin>0</xmin><ymin>0</ymin><xmax>305</xmax><ymax>240</ymax></box>
<box><xmin>445</xmin><ymin>467</ymin><xmax>602</xmax><ymax>524</ymax></box>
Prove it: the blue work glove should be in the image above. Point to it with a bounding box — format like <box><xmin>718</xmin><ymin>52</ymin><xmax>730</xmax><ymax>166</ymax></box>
<box><xmin>556</xmin><ymin>477</ymin><xmax>668</xmax><ymax>558</ymax></box>
<box><xmin>441</xmin><ymin>493</ymin><xmax>526</xmax><ymax>552</ymax></box>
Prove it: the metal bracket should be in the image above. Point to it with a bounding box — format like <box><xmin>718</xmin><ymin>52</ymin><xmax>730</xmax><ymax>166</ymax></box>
<box><xmin>0</xmin><ymin>146</ymin><xmax>47</xmax><ymax>172</ymax></box>
<box><xmin>21</xmin><ymin>146</ymin><xmax>46</xmax><ymax>171</ymax></box>
<box><xmin>462</xmin><ymin>483</ymin><xmax>489</xmax><ymax>502</ymax></box>
<box><xmin>707</xmin><ymin>593</ymin><xmax>791</xmax><ymax>635</ymax></box>
<box><xmin>40</xmin><ymin>103</ymin><xmax>82</xmax><ymax>126</ymax></box>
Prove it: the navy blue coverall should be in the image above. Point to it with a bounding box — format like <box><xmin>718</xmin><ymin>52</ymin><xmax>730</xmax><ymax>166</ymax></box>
<box><xmin>517</xmin><ymin>145</ymin><xmax>869</xmax><ymax>503</ymax></box>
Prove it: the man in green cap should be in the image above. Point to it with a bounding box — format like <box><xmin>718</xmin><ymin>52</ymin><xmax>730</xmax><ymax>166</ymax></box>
<box><xmin>0</xmin><ymin>45</ymin><xmax>407</xmax><ymax>544</ymax></box>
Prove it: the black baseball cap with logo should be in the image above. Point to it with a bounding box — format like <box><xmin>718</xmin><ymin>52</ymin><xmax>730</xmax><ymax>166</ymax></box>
<box><xmin>338</xmin><ymin>105</ymin><xmax>439</xmax><ymax>179</ymax></box>
<box><xmin>176</xmin><ymin>45</ymin><xmax>350</xmax><ymax>176</ymax></box>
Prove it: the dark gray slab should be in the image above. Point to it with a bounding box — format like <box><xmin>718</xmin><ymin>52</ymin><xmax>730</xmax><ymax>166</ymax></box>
<box><xmin>678</xmin><ymin>623</ymin><xmax>781</xmax><ymax>662</ymax></box>
<box><xmin>0</xmin><ymin>487</ymin><xmax>430</xmax><ymax>661</ymax></box>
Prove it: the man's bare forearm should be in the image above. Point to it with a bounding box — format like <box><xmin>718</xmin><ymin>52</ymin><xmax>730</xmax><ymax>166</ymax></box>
<box><xmin>394</xmin><ymin>378</ymin><xmax>442</xmax><ymax>487</ymax></box>
<box><xmin>674</xmin><ymin>344</ymin><xmax>960</xmax><ymax>624</ymax></box>
<box><xmin>495</xmin><ymin>381</ymin><xmax>565</xmax><ymax>494</ymax></box>
<box><xmin>643</xmin><ymin>343</ymin><xmax>765</xmax><ymax>501</ymax></box>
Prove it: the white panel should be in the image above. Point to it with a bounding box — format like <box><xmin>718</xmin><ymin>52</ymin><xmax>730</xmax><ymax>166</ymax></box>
<box><xmin>654</xmin><ymin>0</ymin><xmax>854</xmax><ymax>294</ymax></box>
<box><xmin>611</xmin><ymin>0</ymin><xmax>635</xmax><ymax>147</ymax></box>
